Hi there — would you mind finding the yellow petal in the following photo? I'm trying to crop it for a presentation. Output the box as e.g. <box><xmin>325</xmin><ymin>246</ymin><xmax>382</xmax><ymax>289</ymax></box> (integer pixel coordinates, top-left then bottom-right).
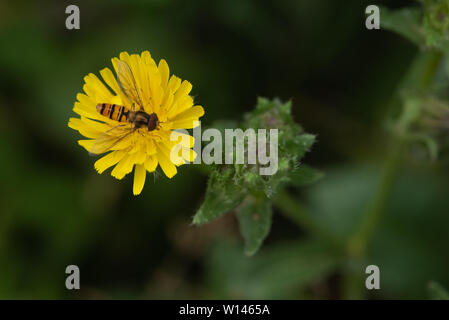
<box><xmin>169</xmin><ymin>119</ymin><xmax>201</xmax><ymax>129</ymax></box>
<box><xmin>73</xmin><ymin>102</ymin><xmax>116</xmax><ymax>125</ymax></box>
<box><xmin>119</xmin><ymin>52</ymin><xmax>131</xmax><ymax>66</ymax></box>
<box><xmin>76</xmin><ymin>93</ymin><xmax>96</xmax><ymax>110</ymax></box>
<box><xmin>100</xmin><ymin>67</ymin><xmax>121</xmax><ymax>95</ymax></box>
<box><xmin>133</xmin><ymin>164</ymin><xmax>146</xmax><ymax>195</ymax></box>
<box><xmin>111</xmin><ymin>154</ymin><xmax>134</xmax><ymax>179</ymax></box>
<box><xmin>78</xmin><ymin>139</ymin><xmax>95</xmax><ymax>151</ymax></box>
<box><xmin>166</xmin><ymin>143</ymin><xmax>184</xmax><ymax>166</ymax></box>
<box><xmin>148</xmin><ymin>68</ymin><xmax>162</xmax><ymax>113</ymax></box>
<box><xmin>68</xmin><ymin>118</ymin><xmax>102</xmax><ymax>139</ymax></box>
<box><xmin>174</xmin><ymin>80</ymin><xmax>192</xmax><ymax>100</ymax></box>
<box><xmin>130</xmin><ymin>53</ymin><xmax>148</xmax><ymax>105</ymax></box>
<box><xmin>144</xmin><ymin>156</ymin><xmax>158</xmax><ymax>172</ymax></box>
<box><xmin>167</xmin><ymin>95</ymin><xmax>194</xmax><ymax>118</ymax></box>
<box><xmin>141</xmin><ymin>51</ymin><xmax>157</xmax><ymax>68</ymax></box>
<box><xmin>73</xmin><ymin>102</ymin><xmax>98</xmax><ymax>120</ymax></box>
<box><xmin>146</xmin><ymin>139</ymin><xmax>157</xmax><ymax>155</ymax></box>
<box><xmin>182</xmin><ymin>147</ymin><xmax>197</xmax><ymax>162</ymax></box>
<box><xmin>83</xmin><ymin>73</ymin><xmax>113</xmax><ymax>101</ymax></box>
<box><xmin>170</xmin><ymin>131</ymin><xmax>195</xmax><ymax>148</ymax></box>
<box><xmin>82</xmin><ymin>116</ymin><xmax>112</xmax><ymax>131</ymax></box>
<box><xmin>161</xmin><ymin>91</ymin><xmax>174</xmax><ymax>116</ymax></box>
<box><xmin>94</xmin><ymin>151</ymin><xmax>126</xmax><ymax>174</ymax></box>
<box><xmin>158</xmin><ymin>59</ymin><xmax>170</xmax><ymax>89</ymax></box>
<box><xmin>75</xmin><ymin>93</ymin><xmax>117</xmax><ymax>124</ymax></box>
<box><xmin>168</xmin><ymin>75</ymin><xmax>181</xmax><ymax>93</ymax></box>
<box><xmin>133</xmin><ymin>150</ymin><xmax>147</xmax><ymax>165</ymax></box>
<box><xmin>111</xmin><ymin>57</ymin><xmax>120</xmax><ymax>73</ymax></box>
<box><xmin>157</xmin><ymin>147</ymin><xmax>177</xmax><ymax>178</ymax></box>
<box><xmin>111</xmin><ymin>149</ymin><xmax>150</xmax><ymax>179</ymax></box>
<box><xmin>169</xmin><ymin>105</ymin><xmax>204</xmax><ymax>121</ymax></box>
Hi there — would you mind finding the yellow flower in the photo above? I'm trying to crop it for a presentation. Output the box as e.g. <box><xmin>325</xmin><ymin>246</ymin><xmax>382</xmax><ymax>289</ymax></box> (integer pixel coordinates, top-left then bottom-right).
<box><xmin>68</xmin><ymin>51</ymin><xmax>204</xmax><ymax>195</ymax></box>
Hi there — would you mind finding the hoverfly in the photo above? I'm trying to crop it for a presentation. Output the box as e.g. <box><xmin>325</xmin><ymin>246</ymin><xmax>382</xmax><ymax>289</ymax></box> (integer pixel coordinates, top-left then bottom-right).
<box><xmin>89</xmin><ymin>59</ymin><xmax>159</xmax><ymax>155</ymax></box>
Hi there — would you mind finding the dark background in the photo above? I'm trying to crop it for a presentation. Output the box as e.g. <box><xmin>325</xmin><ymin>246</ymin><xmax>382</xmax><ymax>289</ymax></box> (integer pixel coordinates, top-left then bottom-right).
<box><xmin>1</xmin><ymin>0</ymin><xmax>448</xmax><ymax>299</ymax></box>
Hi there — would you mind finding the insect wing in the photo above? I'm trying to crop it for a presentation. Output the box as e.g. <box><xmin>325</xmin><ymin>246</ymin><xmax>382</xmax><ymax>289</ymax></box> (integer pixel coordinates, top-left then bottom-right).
<box><xmin>89</xmin><ymin>125</ymin><xmax>132</xmax><ymax>155</ymax></box>
<box><xmin>116</xmin><ymin>59</ymin><xmax>144</xmax><ymax>111</ymax></box>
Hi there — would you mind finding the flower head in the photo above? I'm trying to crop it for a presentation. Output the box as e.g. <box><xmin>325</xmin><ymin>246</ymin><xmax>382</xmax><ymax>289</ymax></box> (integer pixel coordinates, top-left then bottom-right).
<box><xmin>68</xmin><ymin>51</ymin><xmax>204</xmax><ymax>195</ymax></box>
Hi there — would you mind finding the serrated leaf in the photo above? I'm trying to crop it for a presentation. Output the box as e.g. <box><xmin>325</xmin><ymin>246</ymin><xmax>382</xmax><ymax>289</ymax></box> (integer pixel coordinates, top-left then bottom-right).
<box><xmin>289</xmin><ymin>164</ymin><xmax>324</xmax><ymax>187</ymax></box>
<box><xmin>428</xmin><ymin>281</ymin><xmax>449</xmax><ymax>300</ymax></box>
<box><xmin>380</xmin><ymin>6</ymin><xmax>424</xmax><ymax>46</ymax></box>
<box><xmin>193</xmin><ymin>169</ymin><xmax>244</xmax><ymax>224</ymax></box>
<box><xmin>236</xmin><ymin>196</ymin><xmax>273</xmax><ymax>256</ymax></box>
<box><xmin>194</xmin><ymin>98</ymin><xmax>320</xmax><ymax>255</ymax></box>
<box><xmin>254</xmin><ymin>96</ymin><xmax>274</xmax><ymax>113</ymax></box>
<box><xmin>245</xmin><ymin>97</ymin><xmax>294</xmax><ymax>129</ymax></box>
<box><xmin>285</xmin><ymin>134</ymin><xmax>316</xmax><ymax>158</ymax></box>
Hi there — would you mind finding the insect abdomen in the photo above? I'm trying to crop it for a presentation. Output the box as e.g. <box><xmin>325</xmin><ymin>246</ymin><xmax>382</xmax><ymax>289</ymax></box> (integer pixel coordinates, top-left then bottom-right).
<box><xmin>96</xmin><ymin>103</ymin><xmax>128</xmax><ymax>122</ymax></box>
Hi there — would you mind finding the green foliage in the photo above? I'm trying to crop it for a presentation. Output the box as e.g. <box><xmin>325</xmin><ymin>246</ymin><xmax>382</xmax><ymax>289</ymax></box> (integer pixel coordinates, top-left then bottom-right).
<box><xmin>392</xmin><ymin>76</ymin><xmax>449</xmax><ymax>161</ymax></box>
<box><xmin>382</xmin><ymin>1</ymin><xmax>449</xmax><ymax>50</ymax></box>
<box><xmin>380</xmin><ymin>6</ymin><xmax>424</xmax><ymax>46</ymax></box>
<box><xmin>1</xmin><ymin>0</ymin><xmax>448</xmax><ymax>300</ymax></box>
<box><xmin>193</xmin><ymin>98</ymin><xmax>321</xmax><ymax>255</ymax></box>
<box><xmin>289</xmin><ymin>164</ymin><xmax>324</xmax><ymax>187</ymax></box>
<box><xmin>306</xmin><ymin>166</ymin><xmax>449</xmax><ymax>298</ymax></box>
<box><xmin>206</xmin><ymin>240</ymin><xmax>340</xmax><ymax>299</ymax></box>
<box><xmin>382</xmin><ymin>4</ymin><xmax>449</xmax><ymax>161</ymax></box>
<box><xmin>421</xmin><ymin>0</ymin><xmax>449</xmax><ymax>49</ymax></box>
<box><xmin>428</xmin><ymin>281</ymin><xmax>449</xmax><ymax>299</ymax></box>
<box><xmin>193</xmin><ymin>169</ymin><xmax>244</xmax><ymax>224</ymax></box>
<box><xmin>236</xmin><ymin>196</ymin><xmax>272</xmax><ymax>256</ymax></box>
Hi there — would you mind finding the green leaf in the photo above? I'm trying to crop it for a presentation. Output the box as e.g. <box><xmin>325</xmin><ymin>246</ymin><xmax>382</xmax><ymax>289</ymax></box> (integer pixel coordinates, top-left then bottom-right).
<box><xmin>380</xmin><ymin>6</ymin><xmax>424</xmax><ymax>46</ymax></box>
<box><xmin>422</xmin><ymin>0</ymin><xmax>449</xmax><ymax>49</ymax></box>
<box><xmin>396</xmin><ymin>96</ymin><xmax>423</xmax><ymax>133</ymax></box>
<box><xmin>428</xmin><ymin>281</ymin><xmax>449</xmax><ymax>300</ymax></box>
<box><xmin>193</xmin><ymin>169</ymin><xmax>244</xmax><ymax>224</ymax></box>
<box><xmin>206</xmin><ymin>239</ymin><xmax>340</xmax><ymax>299</ymax></box>
<box><xmin>306</xmin><ymin>166</ymin><xmax>449</xmax><ymax>298</ymax></box>
<box><xmin>245</xmin><ymin>97</ymin><xmax>296</xmax><ymax>130</ymax></box>
<box><xmin>408</xmin><ymin>133</ymin><xmax>439</xmax><ymax>161</ymax></box>
<box><xmin>236</xmin><ymin>196</ymin><xmax>273</xmax><ymax>256</ymax></box>
<box><xmin>284</xmin><ymin>134</ymin><xmax>316</xmax><ymax>159</ymax></box>
<box><xmin>289</xmin><ymin>164</ymin><xmax>324</xmax><ymax>187</ymax></box>
<box><xmin>421</xmin><ymin>135</ymin><xmax>439</xmax><ymax>161</ymax></box>
<box><xmin>193</xmin><ymin>98</ymin><xmax>320</xmax><ymax>255</ymax></box>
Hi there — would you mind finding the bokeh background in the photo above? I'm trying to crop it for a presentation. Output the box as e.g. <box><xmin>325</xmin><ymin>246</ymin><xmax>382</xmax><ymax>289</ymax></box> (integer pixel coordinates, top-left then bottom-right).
<box><xmin>1</xmin><ymin>0</ymin><xmax>448</xmax><ymax>299</ymax></box>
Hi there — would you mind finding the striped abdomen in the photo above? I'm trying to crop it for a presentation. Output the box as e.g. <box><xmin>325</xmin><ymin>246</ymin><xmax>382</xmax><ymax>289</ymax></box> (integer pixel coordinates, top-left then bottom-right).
<box><xmin>96</xmin><ymin>103</ymin><xmax>129</xmax><ymax>122</ymax></box>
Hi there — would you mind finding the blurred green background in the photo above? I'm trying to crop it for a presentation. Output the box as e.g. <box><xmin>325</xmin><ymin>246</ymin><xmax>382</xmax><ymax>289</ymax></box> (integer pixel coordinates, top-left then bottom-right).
<box><xmin>0</xmin><ymin>0</ymin><xmax>448</xmax><ymax>299</ymax></box>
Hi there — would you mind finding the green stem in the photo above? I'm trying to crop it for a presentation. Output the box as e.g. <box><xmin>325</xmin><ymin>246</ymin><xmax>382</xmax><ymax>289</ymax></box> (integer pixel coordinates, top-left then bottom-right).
<box><xmin>274</xmin><ymin>190</ymin><xmax>344</xmax><ymax>250</ymax></box>
<box><xmin>341</xmin><ymin>135</ymin><xmax>406</xmax><ymax>299</ymax></box>
<box><xmin>347</xmin><ymin>136</ymin><xmax>406</xmax><ymax>256</ymax></box>
<box><xmin>348</xmin><ymin>50</ymin><xmax>443</xmax><ymax>256</ymax></box>
<box><xmin>343</xmin><ymin>49</ymin><xmax>443</xmax><ymax>299</ymax></box>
